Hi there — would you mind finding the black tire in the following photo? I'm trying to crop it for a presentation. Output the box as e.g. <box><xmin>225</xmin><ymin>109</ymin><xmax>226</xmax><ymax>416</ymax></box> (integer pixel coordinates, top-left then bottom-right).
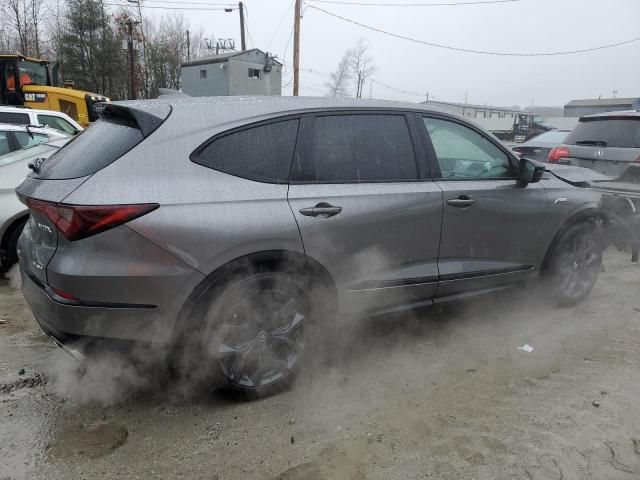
<box><xmin>196</xmin><ymin>270</ymin><xmax>313</xmax><ymax>399</ymax></box>
<box><xmin>545</xmin><ymin>222</ymin><xmax>604</xmax><ymax>306</ymax></box>
<box><xmin>0</xmin><ymin>217</ymin><xmax>27</xmax><ymax>276</ymax></box>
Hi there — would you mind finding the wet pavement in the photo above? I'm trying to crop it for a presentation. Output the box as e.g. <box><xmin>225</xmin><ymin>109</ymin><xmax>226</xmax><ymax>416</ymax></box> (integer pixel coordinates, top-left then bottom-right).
<box><xmin>1</xmin><ymin>251</ymin><xmax>640</xmax><ymax>479</ymax></box>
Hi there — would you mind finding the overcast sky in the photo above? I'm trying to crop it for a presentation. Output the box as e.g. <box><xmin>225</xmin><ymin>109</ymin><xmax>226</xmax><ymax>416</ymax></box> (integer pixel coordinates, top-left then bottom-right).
<box><xmin>138</xmin><ymin>0</ymin><xmax>639</xmax><ymax>107</ymax></box>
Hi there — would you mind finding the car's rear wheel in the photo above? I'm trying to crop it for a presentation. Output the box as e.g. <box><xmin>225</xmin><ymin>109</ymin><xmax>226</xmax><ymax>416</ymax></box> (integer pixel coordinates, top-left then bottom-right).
<box><xmin>546</xmin><ymin>222</ymin><xmax>603</xmax><ymax>305</ymax></box>
<box><xmin>200</xmin><ymin>271</ymin><xmax>311</xmax><ymax>398</ymax></box>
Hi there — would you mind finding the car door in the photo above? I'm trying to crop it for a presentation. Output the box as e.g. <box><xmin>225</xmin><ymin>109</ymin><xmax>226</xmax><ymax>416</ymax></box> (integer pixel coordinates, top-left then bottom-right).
<box><xmin>287</xmin><ymin>112</ymin><xmax>443</xmax><ymax>315</ymax></box>
<box><xmin>420</xmin><ymin>115</ymin><xmax>551</xmax><ymax>300</ymax></box>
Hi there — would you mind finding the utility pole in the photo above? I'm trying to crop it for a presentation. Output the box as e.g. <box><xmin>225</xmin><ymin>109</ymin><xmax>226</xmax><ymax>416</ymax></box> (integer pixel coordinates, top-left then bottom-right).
<box><xmin>126</xmin><ymin>20</ymin><xmax>139</xmax><ymax>100</ymax></box>
<box><xmin>239</xmin><ymin>2</ymin><xmax>246</xmax><ymax>51</ymax></box>
<box><xmin>293</xmin><ymin>0</ymin><xmax>301</xmax><ymax>96</ymax></box>
<box><xmin>186</xmin><ymin>29</ymin><xmax>190</xmax><ymax>61</ymax></box>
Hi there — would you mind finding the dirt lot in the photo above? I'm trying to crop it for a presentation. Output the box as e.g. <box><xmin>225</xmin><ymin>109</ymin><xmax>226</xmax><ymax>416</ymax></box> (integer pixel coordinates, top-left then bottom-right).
<box><xmin>1</xmin><ymin>251</ymin><xmax>640</xmax><ymax>480</ymax></box>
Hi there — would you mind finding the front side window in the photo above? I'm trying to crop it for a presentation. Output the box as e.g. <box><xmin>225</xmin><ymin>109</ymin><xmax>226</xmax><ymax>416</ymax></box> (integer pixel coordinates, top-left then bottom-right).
<box><xmin>423</xmin><ymin>117</ymin><xmax>512</xmax><ymax>179</ymax></box>
<box><xmin>293</xmin><ymin>114</ymin><xmax>417</xmax><ymax>183</ymax></box>
<box><xmin>191</xmin><ymin>119</ymin><xmax>299</xmax><ymax>183</ymax></box>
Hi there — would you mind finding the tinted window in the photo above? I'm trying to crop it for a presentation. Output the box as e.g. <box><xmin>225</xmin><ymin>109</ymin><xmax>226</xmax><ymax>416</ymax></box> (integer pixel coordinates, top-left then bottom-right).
<box><xmin>37</xmin><ymin>114</ymin><xmax>77</xmax><ymax>134</ymax></box>
<box><xmin>192</xmin><ymin>119</ymin><xmax>299</xmax><ymax>183</ymax></box>
<box><xmin>0</xmin><ymin>112</ymin><xmax>30</xmax><ymax>124</ymax></box>
<box><xmin>424</xmin><ymin>117</ymin><xmax>512</xmax><ymax>179</ymax></box>
<box><xmin>14</xmin><ymin>131</ymin><xmax>48</xmax><ymax>148</ymax></box>
<box><xmin>565</xmin><ymin>118</ymin><xmax>640</xmax><ymax>148</ymax></box>
<box><xmin>293</xmin><ymin>114</ymin><xmax>417</xmax><ymax>182</ymax></box>
<box><xmin>36</xmin><ymin>116</ymin><xmax>143</xmax><ymax>179</ymax></box>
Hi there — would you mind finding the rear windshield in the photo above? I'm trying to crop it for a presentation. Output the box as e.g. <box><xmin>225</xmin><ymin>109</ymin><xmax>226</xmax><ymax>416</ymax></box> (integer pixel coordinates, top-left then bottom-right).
<box><xmin>565</xmin><ymin>118</ymin><xmax>640</xmax><ymax>148</ymax></box>
<box><xmin>530</xmin><ymin>130</ymin><xmax>569</xmax><ymax>144</ymax></box>
<box><xmin>35</xmin><ymin>116</ymin><xmax>143</xmax><ymax>179</ymax></box>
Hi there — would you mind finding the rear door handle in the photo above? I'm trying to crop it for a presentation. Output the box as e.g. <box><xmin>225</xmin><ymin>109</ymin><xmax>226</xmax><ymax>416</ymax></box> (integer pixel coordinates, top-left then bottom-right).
<box><xmin>299</xmin><ymin>202</ymin><xmax>343</xmax><ymax>218</ymax></box>
<box><xmin>446</xmin><ymin>196</ymin><xmax>476</xmax><ymax>208</ymax></box>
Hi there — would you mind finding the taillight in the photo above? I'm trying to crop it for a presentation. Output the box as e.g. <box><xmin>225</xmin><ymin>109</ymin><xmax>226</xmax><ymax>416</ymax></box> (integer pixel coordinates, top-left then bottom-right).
<box><xmin>23</xmin><ymin>198</ymin><xmax>158</xmax><ymax>241</ymax></box>
<box><xmin>634</xmin><ymin>156</ymin><xmax>640</xmax><ymax>163</ymax></box>
<box><xmin>548</xmin><ymin>146</ymin><xmax>570</xmax><ymax>163</ymax></box>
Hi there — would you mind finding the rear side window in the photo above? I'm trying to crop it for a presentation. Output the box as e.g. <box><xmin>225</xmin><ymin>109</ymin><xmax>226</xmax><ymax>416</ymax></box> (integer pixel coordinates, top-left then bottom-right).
<box><xmin>191</xmin><ymin>119</ymin><xmax>299</xmax><ymax>183</ymax></box>
<box><xmin>0</xmin><ymin>112</ymin><xmax>30</xmax><ymax>124</ymax></box>
<box><xmin>293</xmin><ymin>114</ymin><xmax>417</xmax><ymax>183</ymax></box>
<box><xmin>565</xmin><ymin>119</ymin><xmax>640</xmax><ymax>148</ymax></box>
<box><xmin>36</xmin><ymin>116</ymin><xmax>143</xmax><ymax>179</ymax></box>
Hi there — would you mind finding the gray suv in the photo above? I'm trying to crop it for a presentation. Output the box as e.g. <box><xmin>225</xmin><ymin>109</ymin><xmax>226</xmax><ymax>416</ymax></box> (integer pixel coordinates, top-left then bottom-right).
<box><xmin>549</xmin><ymin>110</ymin><xmax>640</xmax><ymax>177</ymax></box>
<box><xmin>16</xmin><ymin>97</ymin><xmax>612</xmax><ymax>397</ymax></box>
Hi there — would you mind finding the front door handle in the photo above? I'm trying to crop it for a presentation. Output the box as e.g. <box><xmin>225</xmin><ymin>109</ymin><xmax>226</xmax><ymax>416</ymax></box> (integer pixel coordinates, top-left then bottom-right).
<box><xmin>299</xmin><ymin>202</ymin><xmax>343</xmax><ymax>218</ymax></box>
<box><xmin>446</xmin><ymin>195</ymin><xmax>476</xmax><ymax>208</ymax></box>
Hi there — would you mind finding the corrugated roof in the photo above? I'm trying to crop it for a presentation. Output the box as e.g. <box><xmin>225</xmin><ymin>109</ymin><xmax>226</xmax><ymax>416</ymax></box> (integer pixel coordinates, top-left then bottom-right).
<box><xmin>565</xmin><ymin>97</ymin><xmax>639</xmax><ymax>107</ymax></box>
<box><xmin>181</xmin><ymin>48</ymin><xmax>282</xmax><ymax>67</ymax></box>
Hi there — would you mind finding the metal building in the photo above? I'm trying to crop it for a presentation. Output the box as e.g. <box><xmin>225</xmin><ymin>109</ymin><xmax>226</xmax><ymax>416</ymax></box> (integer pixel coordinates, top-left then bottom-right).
<box><xmin>564</xmin><ymin>98</ymin><xmax>640</xmax><ymax>117</ymax></box>
<box><xmin>180</xmin><ymin>49</ymin><xmax>282</xmax><ymax>97</ymax></box>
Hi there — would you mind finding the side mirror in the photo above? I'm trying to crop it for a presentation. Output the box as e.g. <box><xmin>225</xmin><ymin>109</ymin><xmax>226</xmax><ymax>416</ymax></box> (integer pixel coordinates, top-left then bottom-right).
<box><xmin>517</xmin><ymin>158</ymin><xmax>545</xmax><ymax>185</ymax></box>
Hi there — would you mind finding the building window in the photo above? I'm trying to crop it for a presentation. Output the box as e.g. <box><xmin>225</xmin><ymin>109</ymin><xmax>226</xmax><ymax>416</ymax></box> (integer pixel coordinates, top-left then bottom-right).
<box><xmin>248</xmin><ymin>68</ymin><xmax>261</xmax><ymax>79</ymax></box>
<box><xmin>200</xmin><ymin>69</ymin><xmax>207</xmax><ymax>79</ymax></box>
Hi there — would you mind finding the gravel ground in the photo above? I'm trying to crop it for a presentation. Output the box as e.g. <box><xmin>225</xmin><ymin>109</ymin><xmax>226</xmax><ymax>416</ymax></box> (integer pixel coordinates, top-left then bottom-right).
<box><xmin>1</xmin><ymin>251</ymin><xmax>639</xmax><ymax>480</ymax></box>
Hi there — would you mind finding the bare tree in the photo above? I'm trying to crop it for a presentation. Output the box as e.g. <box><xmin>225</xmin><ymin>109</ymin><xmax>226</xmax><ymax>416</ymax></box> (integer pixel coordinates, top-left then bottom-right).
<box><xmin>30</xmin><ymin>0</ymin><xmax>46</xmax><ymax>56</ymax></box>
<box><xmin>325</xmin><ymin>52</ymin><xmax>351</xmax><ymax>97</ymax></box>
<box><xmin>4</xmin><ymin>0</ymin><xmax>31</xmax><ymax>54</ymax></box>
<box><xmin>347</xmin><ymin>39</ymin><xmax>375</xmax><ymax>98</ymax></box>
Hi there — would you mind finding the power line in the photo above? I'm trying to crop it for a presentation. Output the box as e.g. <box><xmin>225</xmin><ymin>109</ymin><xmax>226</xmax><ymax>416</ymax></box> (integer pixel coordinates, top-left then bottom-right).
<box><xmin>267</xmin><ymin>0</ymin><xmax>296</xmax><ymax>50</ymax></box>
<box><xmin>308</xmin><ymin>5</ymin><xmax>640</xmax><ymax>56</ymax></box>
<box><xmin>105</xmin><ymin>2</ymin><xmax>237</xmax><ymax>10</ymax></box>
<box><xmin>137</xmin><ymin>0</ymin><xmax>236</xmax><ymax>4</ymax></box>
<box><xmin>371</xmin><ymin>79</ymin><xmax>427</xmax><ymax>98</ymax></box>
<box><xmin>308</xmin><ymin>0</ymin><xmax>519</xmax><ymax>6</ymax></box>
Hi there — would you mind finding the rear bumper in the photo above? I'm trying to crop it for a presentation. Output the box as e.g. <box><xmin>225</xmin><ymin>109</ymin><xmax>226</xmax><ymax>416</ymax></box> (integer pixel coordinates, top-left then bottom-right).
<box><xmin>20</xmin><ymin>268</ymin><xmax>174</xmax><ymax>346</ymax></box>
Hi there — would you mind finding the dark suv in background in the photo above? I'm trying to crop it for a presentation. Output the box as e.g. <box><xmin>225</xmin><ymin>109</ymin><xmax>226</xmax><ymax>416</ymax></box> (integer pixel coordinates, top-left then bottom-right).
<box><xmin>16</xmin><ymin>97</ymin><xmax>613</xmax><ymax>397</ymax></box>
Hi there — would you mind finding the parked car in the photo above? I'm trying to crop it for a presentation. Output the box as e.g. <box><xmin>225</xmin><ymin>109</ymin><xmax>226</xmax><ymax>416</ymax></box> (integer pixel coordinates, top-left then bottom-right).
<box><xmin>0</xmin><ymin>106</ymin><xmax>84</xmax><ymax>135</ymax></box>
<box><xmin>0</xmin><ymin>123</ymin><xmax>69</xmax><ymax>157</ymax></box>
<box><xmin>512</xmin><ymin>129</ymin><xmax>571</xmax><ymax>162</ymax></box>
<box><xmin>0</xmin><ymin>137</ymin><xmax>70</xmax><ymax>273</ymax></box>
<box><xmin>16</xmin><ymin>97</ymin><xmax>619</xmax><ymax>397</ymax></box>
<box><xmin>548</xmin><ymin>111</ymin><xmax>640</xmax><ymax>177</ymax></box>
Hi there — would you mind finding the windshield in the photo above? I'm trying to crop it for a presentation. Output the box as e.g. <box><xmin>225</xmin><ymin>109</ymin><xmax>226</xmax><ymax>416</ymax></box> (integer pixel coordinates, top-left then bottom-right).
<box><xmin>565</xmin><ymin>118</ymin><xmax>640</xmax><ymax>148</ymax></box>
<box><xmin>17</xmin><ymin>60</ymin><xmax>48</xmax><ymax>86</ymax></box>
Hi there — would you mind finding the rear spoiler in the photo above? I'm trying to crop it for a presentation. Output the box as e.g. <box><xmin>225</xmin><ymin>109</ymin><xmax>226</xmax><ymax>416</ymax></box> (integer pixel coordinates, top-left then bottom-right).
<box><xmin>97</xmin><ymin>103</ymin><xmax>172</xmax><ymax>138</ymax></box>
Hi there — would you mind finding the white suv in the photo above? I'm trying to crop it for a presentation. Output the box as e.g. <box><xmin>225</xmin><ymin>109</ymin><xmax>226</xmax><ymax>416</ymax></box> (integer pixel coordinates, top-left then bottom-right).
<box><xmin>0</xmin><ymin>106</ymin><xmax>83</xmax><ymax>135</ymax></box>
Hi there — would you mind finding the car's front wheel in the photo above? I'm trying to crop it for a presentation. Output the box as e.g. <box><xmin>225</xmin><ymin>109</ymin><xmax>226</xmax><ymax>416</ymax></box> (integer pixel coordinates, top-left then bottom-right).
<box><xmin>200</xmin><ymin>271</ymin><xmax>311</xmax><ymax>398</ymax></box>
<box><xmin>546</xmin><ymin>222</ymin><xmax>604</xmax><ymax>305</ymax></box>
